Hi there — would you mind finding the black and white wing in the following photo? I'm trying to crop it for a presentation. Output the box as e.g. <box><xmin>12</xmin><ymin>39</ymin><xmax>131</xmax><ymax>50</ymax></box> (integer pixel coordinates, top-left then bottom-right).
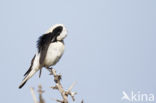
<box><xmin>37</xmin><ymin>33</ymin><xmax>52</xmax><ymax>65</ymax></box>
<box><xmin>37</xmin><ymin>25</ymin><xmax>64</xmax><ymax>66</ymax></box>
<box><xmin>24</xmin><ymin>55</ymin><xmax>36</xmax><ymax>76</ymax></box>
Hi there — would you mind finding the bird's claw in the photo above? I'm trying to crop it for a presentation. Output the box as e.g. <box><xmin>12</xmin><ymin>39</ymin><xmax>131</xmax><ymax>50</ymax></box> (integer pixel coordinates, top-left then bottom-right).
<box><xmin>47</xmin><ymin>67</ymin><xmax>53</xmax><ymax>75</ymax></box>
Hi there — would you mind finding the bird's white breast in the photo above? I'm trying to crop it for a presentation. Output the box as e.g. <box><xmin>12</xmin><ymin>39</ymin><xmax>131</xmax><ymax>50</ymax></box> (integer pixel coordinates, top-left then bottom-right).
<box><xmin>44</xmin><ymin>41</ymin><xmax>64</xmax><ymax>67</ymax></box>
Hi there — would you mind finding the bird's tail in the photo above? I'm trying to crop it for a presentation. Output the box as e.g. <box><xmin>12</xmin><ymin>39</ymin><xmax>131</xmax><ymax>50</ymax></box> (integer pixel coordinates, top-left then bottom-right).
<box><xmin>19</xmin><ymin>78</ymin><xmax>28</xmax><ymax>89</ymax></box>
<box><xmin>19</xmin><ymin>68</ymin><xmax>38</xmax><ymax>89</ymax></box>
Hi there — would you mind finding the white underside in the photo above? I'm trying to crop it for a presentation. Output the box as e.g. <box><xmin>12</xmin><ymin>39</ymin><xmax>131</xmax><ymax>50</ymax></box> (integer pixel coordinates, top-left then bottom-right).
<box><xmin>19</xmin><ymin>42</ymin><xmax>64</xmax><ymax>87</ymax></box>
<box><xmin>44</xmin><ymin>41</ymin><xmax>64</xmax><ymax>67</ymax></box>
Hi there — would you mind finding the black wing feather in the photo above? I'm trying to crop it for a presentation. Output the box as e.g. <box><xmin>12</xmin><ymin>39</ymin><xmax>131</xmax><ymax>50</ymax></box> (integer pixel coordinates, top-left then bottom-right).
<box><xmin>19</xmin><ymin>80</ymin><xmax>27</xmax><ymax>89</ymax></box>
<box><xmin>24</xmin><ymin>55</ymin><xmax>36</xmax><ymax>76</ymax></box>
<box><xmin>37</xmin><ymin>26</ymin><xmax>63</xmax><ymax>65</ymax></box>
<box><xmin>37</xmin><ymin>34</ymin><xmax>52</xmax><ymax>65</ymax></box>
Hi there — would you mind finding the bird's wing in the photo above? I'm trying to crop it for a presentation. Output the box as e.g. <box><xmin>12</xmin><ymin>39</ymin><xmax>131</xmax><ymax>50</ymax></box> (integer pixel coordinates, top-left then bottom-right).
<box><xmin>37</xmin><ymin>33</ymin><xmax>52</xmax><ymax>65</ymax></box>
<box><xmin>24</xmin><ymin>54</ymin><xmax>36</xmax><ymax>76</ymax></box>
<box><xmin>37</xmin><ymin>26</ymin><xmax>63</xmax><ymax>65</ymax></box>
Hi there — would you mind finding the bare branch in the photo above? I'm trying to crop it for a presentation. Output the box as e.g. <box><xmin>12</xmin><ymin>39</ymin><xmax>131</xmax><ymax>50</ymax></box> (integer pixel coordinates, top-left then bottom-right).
<box><xmin>38</xmin><ymin>85</ymin><xmax>45</xmax><ymax>103</ymax></box>
<box><xmin>51</xmin><ymin>98</ymin><xmax>63</xmax><ymax>103</ymax></box>
<box><xmin>30</xmin><ymin>87</ymin><xmax>38</xmax><ymax>103</ymax></box>
<box><xmin>66</xmin><ymin>82</ymin><xmax>77</xmax><ymax>101</ymax></box>
<box><xmin>49</xmin><ymin>68</ymin><xmax>77</xmax><ymax>103</ymax></box>
<box><xmin>30</xmin><ymin>68</ymin><xmax>83</xmax><ymax>103</ymax></box>
<box><xmin>67</xmin><ymin>82</ymin><xmax>76</xmax><ymax>92</ymax></box>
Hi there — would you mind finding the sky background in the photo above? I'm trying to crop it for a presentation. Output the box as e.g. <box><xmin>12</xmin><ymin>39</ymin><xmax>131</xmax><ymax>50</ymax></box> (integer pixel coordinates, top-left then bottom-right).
<box><xmin>0</xmin><ymin>0</ymin><xmax>156</xmax><ymax>103</ymax></box>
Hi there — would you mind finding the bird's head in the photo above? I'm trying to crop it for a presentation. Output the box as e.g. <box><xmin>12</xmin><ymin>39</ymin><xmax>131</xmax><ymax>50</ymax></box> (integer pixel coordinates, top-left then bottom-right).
<box><xmin>46</xmin><ymin>24</ymin><xmax>67</xmax><ymax>41</ymax></box>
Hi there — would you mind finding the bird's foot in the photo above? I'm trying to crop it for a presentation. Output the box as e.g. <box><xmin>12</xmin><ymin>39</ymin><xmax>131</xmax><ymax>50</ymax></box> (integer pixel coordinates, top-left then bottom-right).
<box><xmin>47</xmin><ymin>67</ymin><xmax>53</xmax><ymax>75</ymax></box>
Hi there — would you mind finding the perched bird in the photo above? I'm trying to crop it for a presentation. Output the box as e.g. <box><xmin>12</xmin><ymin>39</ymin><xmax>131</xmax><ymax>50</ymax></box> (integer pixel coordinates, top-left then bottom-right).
<box><xmin>19</xmin><ymin>24</ymin><xmax>67</xmax><ymax>89</ymax></box>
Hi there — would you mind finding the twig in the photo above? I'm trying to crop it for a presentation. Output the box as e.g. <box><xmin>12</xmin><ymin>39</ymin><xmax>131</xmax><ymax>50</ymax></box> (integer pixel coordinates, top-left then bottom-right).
<box><xmin>30</xmin><ymin>69</ymin><xmax>82</xmax><ymax>103</ymax></box>
<box><xmin>38</xmin><ymin>85</ymin><xmax>45</xmax><ymax>103</ymax></box>
<box><xmin>49</xmin><ymin>68</ymin><xmax>77</xmax><ymax>103</ymax></box>
<box><xmin>30</xmin><ymin>85</ymin><xmax>45</xmax><ymax>103</ymax></box>
<box><xmin>30</xmin><ymin>87</ymin><xmax>38</xmax><ymax>103</ymax></box>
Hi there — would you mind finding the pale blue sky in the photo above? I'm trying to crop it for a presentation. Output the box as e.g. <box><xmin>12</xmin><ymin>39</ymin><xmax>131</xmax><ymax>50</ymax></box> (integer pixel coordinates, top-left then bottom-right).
<box><xmin>0</xmin><ymin>0</ymin><xmax>156</xmax><ymax>103</ymax></box>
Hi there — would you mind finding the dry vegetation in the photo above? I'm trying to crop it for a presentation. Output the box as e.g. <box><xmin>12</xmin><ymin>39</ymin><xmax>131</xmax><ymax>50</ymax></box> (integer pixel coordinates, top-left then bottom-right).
<box><xmin>30</xmin><ymin>68</ymin><xmax>83</xmax><ymax>103</ymax></box>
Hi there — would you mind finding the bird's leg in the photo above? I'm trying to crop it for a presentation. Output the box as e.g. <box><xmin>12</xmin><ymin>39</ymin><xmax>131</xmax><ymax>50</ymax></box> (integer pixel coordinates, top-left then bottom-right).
<box><xmin>39</xmin><ymin>69</ymin><xmax>42</xmax><ymax>78</ymax></box>
<box><xmin>46</xmin><ymin>67</ymin><xmax>53</xmax><ymax>75</ymax></box>
<box><xmin>46</xmin><ymin>67</ymin><xmax>61</xmax><ymax>83</ymax></box>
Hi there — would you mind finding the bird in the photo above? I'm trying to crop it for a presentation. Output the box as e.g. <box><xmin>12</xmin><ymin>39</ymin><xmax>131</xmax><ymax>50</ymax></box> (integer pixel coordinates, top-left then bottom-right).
<box><xmin>19</xmin><ymin>24</ymin><xmax>67</xmax><ymax>89</ymax></box>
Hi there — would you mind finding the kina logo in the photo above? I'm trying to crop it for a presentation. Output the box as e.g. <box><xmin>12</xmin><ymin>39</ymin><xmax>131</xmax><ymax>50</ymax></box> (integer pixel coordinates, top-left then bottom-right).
<box><xmin>121</xmin><ymin>91</ymin><xmax>154</xmax><ymax>102</ymax></box>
